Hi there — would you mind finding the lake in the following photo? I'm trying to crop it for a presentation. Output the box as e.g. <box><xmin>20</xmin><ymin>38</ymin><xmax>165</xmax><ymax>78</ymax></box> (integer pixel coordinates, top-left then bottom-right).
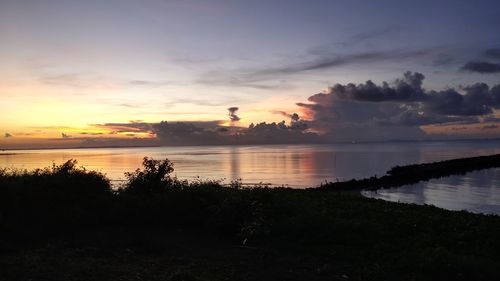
<box><xmin>1</xmin><ymin>140</ymin><xmax>499</xmax><ymax>188</ymax></box>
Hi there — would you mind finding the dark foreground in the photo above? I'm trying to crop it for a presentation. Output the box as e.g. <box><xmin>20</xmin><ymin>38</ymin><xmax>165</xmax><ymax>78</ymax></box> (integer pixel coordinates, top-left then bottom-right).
<box><xmin>1</xmin><ymin>158</ymin><xmax>500</xmax><ymax>281</ymax></box>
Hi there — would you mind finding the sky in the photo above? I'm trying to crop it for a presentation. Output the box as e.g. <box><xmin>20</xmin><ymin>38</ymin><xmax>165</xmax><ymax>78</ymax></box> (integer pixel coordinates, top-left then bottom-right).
<box><xmin>1</xmin><ymin>0</ymin><xmax>499</xmax><ymax>149</ymax></box>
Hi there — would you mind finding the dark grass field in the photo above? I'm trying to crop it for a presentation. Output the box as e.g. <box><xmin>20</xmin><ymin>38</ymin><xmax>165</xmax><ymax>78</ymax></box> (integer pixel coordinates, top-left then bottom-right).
<box><xmin>1</xmin><ymin>158</ymin><xmax>500</xmax><ymax>281</ymax></box>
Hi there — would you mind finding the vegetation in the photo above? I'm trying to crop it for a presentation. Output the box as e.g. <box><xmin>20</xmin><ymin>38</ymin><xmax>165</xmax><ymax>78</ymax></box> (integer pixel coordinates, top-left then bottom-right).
<box><xmin>1</xmin><ymin>157</ymin><xmax>500</xmax><ymax>280</ymax></box>
<box><xmin>319</xmin><ymin>153</ymin><xmax>500</xmax><ymax>191</ymax></box>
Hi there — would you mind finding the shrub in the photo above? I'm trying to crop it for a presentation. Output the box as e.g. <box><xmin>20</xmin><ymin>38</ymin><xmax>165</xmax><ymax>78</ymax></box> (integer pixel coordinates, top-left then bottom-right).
<box><xmin>0</xmin><ymin>159</ymin><xmax>112</xmax><ymax>238</ymax></box>
<box><xmin>120</xmin><ymin>157</ymin><xmax>187</xmax><ymax>194</ymax></box>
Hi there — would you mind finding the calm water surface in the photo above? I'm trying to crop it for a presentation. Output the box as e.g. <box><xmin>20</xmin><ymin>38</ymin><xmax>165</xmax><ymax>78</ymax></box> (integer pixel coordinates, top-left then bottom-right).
<box><xmin>362</xmin><ymin>168</ymin><xmax>500</xmax><ymax>215</ymax></box>
<box><xmin>1</xmin><ymin>141</ymin><xmax>499</xmax><ymax>188</ymax></box>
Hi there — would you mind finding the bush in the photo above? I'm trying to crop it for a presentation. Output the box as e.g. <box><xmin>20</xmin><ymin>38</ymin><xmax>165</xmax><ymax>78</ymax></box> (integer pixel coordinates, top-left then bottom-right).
<box><xmin>120</xmin><ymin>157</ymin><xmax>187</xmax><ymax>194</ymax></box>
<box><xmin>0</xmin><ymin>159</ymin><xmax>112</xmax><ymax>238</ymax></box>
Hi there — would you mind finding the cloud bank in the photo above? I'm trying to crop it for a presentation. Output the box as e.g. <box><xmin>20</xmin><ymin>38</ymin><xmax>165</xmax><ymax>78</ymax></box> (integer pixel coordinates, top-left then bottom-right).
<box><xmin>461</xmin><ymin>61</ymin><xmax>500</xmax><ymax>74</ymax></box>
<box><xmin>297</xmin><ymin>71</ymin><xmax>500</xmax><ymax>141</ymax></box>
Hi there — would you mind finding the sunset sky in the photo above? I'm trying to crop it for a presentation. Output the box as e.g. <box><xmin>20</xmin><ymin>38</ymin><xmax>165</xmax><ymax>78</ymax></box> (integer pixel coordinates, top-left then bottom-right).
<box><xmin>1</xmin><ymin>0</ymin><xmax>499</xmax><ymax>149</ymax></box>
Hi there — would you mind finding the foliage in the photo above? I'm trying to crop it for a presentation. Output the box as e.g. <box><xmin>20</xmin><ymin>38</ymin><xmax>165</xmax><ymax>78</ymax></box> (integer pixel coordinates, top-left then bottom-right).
<box><xmin>121</xmin><ymin>157</ymin><xmax>186</xmax><ymax>194</ymax></box>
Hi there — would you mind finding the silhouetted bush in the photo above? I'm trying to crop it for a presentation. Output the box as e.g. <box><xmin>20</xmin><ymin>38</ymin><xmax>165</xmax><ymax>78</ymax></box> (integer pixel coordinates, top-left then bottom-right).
<box><xmin>0</xmin><ymin>160</ymin><xmax>112</xmax><ymax>240</ymax></box>
<box><xmin>112</xmin><ymin>158</ymin><xmax>257</xmax><ymax>237</ymax></box>
<box><xmin>120</xmin><ymin>157</ymin><xmax>187</xmax><ymax>194</ymax></box>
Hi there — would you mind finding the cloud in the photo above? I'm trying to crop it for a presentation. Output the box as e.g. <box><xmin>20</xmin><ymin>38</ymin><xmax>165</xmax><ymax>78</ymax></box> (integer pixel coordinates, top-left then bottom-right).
<box><xmin>4</xmin><ymin>133</ymin><xmax>12</xmax><ymax>138</ymax></box>
<box><xmin>79</xmin><ymin>132</ymin><xmax>104</xmax><ymax>135</ymax></box>
<box><xmin>91</xmin><ymin>122</ymin><xmax>153</xmax><ymax>134</ymax></box>
<box><xmin>39</xmin><ymin>73</ymin><xmax>117</xmax><ymax>89</ymax></box>
<box><xmin>321</xmin><ymin>71</ymin><xmax>427</xmax><ymax>102</ymax></box>
<box><xmin>195</xmin><ymin>75</ymin><xmax>291</xmax><ymax>90</ymax></box>
<box><xmin>119</xmin><ymin>103</ymin><xmax>139</xmax><ymax>108</ymax></box>
<box><xmin>151</xmin><ymin>112</ymin><xmax>316</xmax><ymax>146</ymax></box>
<box><xmin>297</xmin><ymin>71</ymin><xmax>500</xmax><ymax>141</ymax></box>
<box><xmin>195</xmin><ymin>47</ymin><xmax>440</xmax><ymax>88</ymax></box>
<box><xmin>243</xmin><ymin>120</ymin><xmax>315</xmax><ymax>144</ymax></box>
<box><xmin>252</xmin><ymin>48</ymin><xmax>438</xmax><ymax>78</ymax></box>
<box><xmin>128</xmin><ymin>80</ymin><xmax>173</xmax><ymax>87</ymax></box>
<box><xmin>152</xmin><ymin>121</ymin><xmax>224</xmax><ymax>146</ymax></box>
<box><xmin>482</xmin><ymin>48</ymin><xmax>500</xmax><ymax>59</ymax></box>
<box><xmin>304</xmin><ymin>72</ymin><xmax>500</xmax><ymax>117</ymax></box>
<box><xmin>164</xmin><ymin>98</ymin><xmax>235</xmax><ymax>107</ymax></box>
<box><xmin>460</xmin><ymin>61</ymin><xmax>500</xmax><ymax>73</ymax></box>
<box><xmin>228</xmin><ymin>107</ymin><xmax>241</xmax><ymax>122</ymax></box>
<box><xmin>272</xmin><ymin>111</ymin><xmax>305</xmax><ymax>123</ymax></box>
<box><xmin>432</xmin><ymin>53</ymin><xmax>455</xmax><ymax>66</ymax></box>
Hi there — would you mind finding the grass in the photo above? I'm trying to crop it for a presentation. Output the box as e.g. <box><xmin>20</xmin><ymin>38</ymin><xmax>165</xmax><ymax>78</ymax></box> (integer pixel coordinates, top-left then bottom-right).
<box><xmin>1</xmin><ymin>158</ymin><xmax>500</xmax><ymax>280</ymax></box>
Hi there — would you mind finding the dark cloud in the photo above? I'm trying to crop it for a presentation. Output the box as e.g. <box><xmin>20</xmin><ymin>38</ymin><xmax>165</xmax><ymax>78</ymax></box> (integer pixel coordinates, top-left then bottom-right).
<box><xmin>482</xmin><ymin>48</ymin><xmax>500</xmax><ymax>59</ymax></box>
<box><xmin>151</xmin><ymin>113</ymin><xmax>316</xmax><ymax>146</ymax></box>
<box><xmin>491</xmin><ymin>84</ymin><xmax>500</xmax><ymax>107</ymax></box>
<box><xmin>243</xmin><ymin>120</ymin><xmax>315</xmax><ymax>144</ymax></box>
<box><xmin>323</xmin><ymin>71</ymin><xmax>426</xmax><ymax>102</ymax></box>
<box><xmin>228</xmin><ymin>107</ymin><xmax>241</xmax><ymax>122</ymax></box>
<box><xmin>80</xmin><ymin>132</ymin><xmax>104</xmax><ymax>135</ymax></box>
<box><xmin>4</xmin><ymin>133</ymin><xmax>12</xmax><ymax>138</ymax></box>
<box><xmin>297</xmin><ymin>72</ymin><xmax>500</xmax><ymax>141</ymax></box>
<box><xmin>460</xmin><ymin>61</ymin><xmax>500</xmax><ymax>73</ymax></box>
<box><xmin>304</xmin><ymin>72</ymin><xmax>500</xmax><ymax>117</ymax></box>
<box><xmin>153</xmin><ymin>121</ymin><xmax>226</xmax><ymax>146</ymax></box>
<box><xmin>272</xmin><ymin>111</ymin><xmax>300</xmax><ymax>122</ymax></box>
<box><xmin>426</xmin><ymin>89</ymin><xmax>489</xmax><ymax>116</ymax></box>
<box><xmin>253</xmin><ymin>49</ymin><xmax>438</xmax><ymax>77</ymax></box>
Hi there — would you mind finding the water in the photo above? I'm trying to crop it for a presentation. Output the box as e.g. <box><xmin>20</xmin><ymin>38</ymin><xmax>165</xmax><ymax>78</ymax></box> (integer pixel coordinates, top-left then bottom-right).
<box><xmin>362</xmin><ymin>168</ymin><xmax>500</xmax><ymax>215</ymax></box>
<box><xmin>1</xmin><ymin>140</ymin><xmax>499</xmax><ymax>188</ymax></box>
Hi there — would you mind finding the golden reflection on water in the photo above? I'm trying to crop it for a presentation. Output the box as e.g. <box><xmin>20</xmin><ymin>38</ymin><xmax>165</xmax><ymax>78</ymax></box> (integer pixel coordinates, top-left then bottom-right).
<box><xmin>1</xmin><ymin>142</ymin><xmax>499</xmax><ymax>188</ymax></box>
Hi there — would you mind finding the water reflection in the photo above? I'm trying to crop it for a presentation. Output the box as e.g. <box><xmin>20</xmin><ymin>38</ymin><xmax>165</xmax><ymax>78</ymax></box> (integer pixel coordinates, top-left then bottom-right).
<box><xmin>362</xmin><ymin>168</ymin><xmax>500</xmax><ymax>215</ymax></box>
<box><xmin>1</xmin><ymin>141</ymin><xmax>499</xmax><ymax>188</ymax></box>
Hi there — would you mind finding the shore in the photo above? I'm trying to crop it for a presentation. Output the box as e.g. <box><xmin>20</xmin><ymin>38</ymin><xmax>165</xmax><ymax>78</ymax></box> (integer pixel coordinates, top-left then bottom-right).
<box><xmin>1</xmin><ymin>157</ymin><xmax>500</xmax><ymax>280</ymax></box>
<box><xmin>317</xmin><ymin>153</ymin><xmax>500</xmax><ymax>191</ymax></box>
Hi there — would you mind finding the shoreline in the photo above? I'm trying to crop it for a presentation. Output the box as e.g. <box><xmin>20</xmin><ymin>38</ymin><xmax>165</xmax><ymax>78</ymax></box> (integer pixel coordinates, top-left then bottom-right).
<box><xmin>316</xmin><ymin>153</ymin><xmax>500</xmax><ymax>191</ymax></box>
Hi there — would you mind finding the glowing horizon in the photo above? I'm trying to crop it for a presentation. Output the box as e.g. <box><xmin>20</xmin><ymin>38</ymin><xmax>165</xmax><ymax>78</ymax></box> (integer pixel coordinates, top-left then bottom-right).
<box><xmin>1</xmin><ymin>0</ymin><xmax>499</xmax><ymax>149</ymax></box>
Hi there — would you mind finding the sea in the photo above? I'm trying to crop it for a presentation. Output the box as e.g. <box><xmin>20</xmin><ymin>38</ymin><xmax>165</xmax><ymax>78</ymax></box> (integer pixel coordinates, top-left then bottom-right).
<box><xmin>1</xmin><ymin>140</ymin><xmax>499</xmax><ymax>214</ymax></box>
